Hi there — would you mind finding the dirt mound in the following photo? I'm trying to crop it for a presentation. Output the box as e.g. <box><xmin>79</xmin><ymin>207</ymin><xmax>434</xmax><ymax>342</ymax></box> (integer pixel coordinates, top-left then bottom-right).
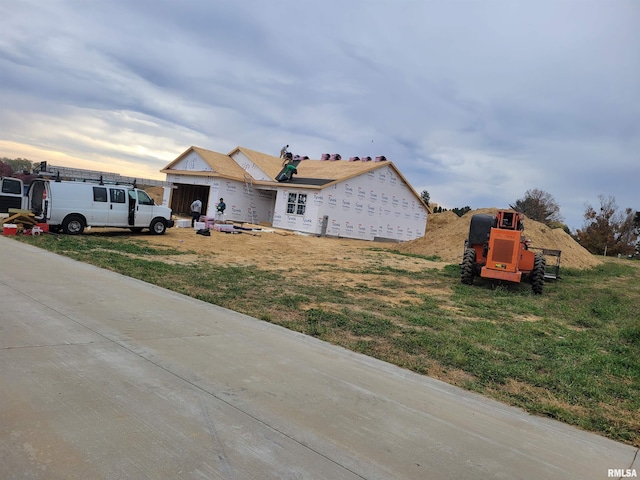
<box><xmin>142</xmin><ymin>186</ymin><xmax>164</xmax><ymax>204</ymax></box>
<box><xmin>398</xmin><ymin>209</ymin><xmax>601</xmax><ymax>270</ymax></box>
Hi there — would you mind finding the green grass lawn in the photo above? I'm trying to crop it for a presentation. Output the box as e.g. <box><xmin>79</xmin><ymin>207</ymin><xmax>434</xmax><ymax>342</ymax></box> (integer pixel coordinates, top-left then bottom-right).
<box><xmin>15</xmin><ymin>233</ymin><xmax>640</xmax><ymax>447</ymax></box>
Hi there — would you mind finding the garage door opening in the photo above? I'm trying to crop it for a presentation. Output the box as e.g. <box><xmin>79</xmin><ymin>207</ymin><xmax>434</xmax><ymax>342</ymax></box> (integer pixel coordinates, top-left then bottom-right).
<box><xmin>170</xmin><ymin>184</ymin><xmax>210</xmax><ymax>216</ymax></box>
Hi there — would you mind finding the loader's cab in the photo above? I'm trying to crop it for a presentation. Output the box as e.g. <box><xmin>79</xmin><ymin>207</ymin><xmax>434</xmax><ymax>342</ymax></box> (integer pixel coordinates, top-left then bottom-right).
<box><xmin>461</xmin><ymin>210</ymin><xmax>549</xmax><ymax>295</ymax></box>
<box><xmin>495</xmin><ymin>210</ymin><xmax>524</xmax><ymax>231</ymax></box>
<box><xmin>466</xmin><ymin>213</ymin><xmax>495</xmax><ymax>265</ymax></box>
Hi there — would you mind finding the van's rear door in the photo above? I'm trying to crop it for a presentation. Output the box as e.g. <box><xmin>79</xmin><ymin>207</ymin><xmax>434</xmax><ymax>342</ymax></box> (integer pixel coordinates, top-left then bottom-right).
<box><xmin>0</xmin><ymin>177</ymin><xmax>25</xmax><ymax>213</ymax></box>
<box><xmin>26</xmin><ymin>179</ymin><xmax>50</xmax><ymax>221</ymax></box>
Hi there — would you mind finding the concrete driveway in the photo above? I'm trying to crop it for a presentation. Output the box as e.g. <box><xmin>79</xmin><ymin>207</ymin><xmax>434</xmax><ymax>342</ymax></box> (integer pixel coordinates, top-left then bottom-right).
<box><xmin>0</xmin><ymin>237</ymin><xmax>637</xmax><ymax>479</ymax></box>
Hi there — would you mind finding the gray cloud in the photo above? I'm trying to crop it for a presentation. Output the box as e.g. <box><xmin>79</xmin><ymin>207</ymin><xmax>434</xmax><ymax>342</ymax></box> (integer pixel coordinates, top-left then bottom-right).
<box><xmin>1</xmin><ymin>0</ymin><xmax>638</xmax><ymax>230</ymax></box>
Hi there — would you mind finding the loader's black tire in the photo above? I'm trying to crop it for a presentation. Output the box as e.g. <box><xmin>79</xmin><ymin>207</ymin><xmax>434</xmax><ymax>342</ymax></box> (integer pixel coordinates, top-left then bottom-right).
<box><xmin>531</xmin><ymin>253</ymin><xmax>546</xmax><ymax>295</ymax></box>
<box><xmin>461</xmin><ymin>248</ymin><xmax>477</xmax><ymax>285</ymax></box>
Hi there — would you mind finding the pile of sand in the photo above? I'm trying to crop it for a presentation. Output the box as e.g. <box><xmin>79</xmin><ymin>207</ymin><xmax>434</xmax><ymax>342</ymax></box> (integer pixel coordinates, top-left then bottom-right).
<box><xmin>142</xmin><ymin>186</ymin><xmax>165</xmax><ymax>204</ymax></box>
<box><xmin>398</xmin><ymin>208</ymin><xmax>601</xmax><ymax>270</ymax></box>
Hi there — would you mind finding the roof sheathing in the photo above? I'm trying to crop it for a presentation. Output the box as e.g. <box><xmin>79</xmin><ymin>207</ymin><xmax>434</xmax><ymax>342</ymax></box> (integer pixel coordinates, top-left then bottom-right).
<box><xmin>295</xmin><ymin>159</ymin><xmax>381</xmax><ymax>185</ymax></box>
<box><xmin>230</xmin><ymin>146</ymin><xmax>391</xmax><ymax>185</ymax></box>
<box><xmin>160</xmin><ymin>146</ymin><xmax>194</xmax><ymax>172</ymax></box>
<box><xmin>300</xmin><ymin>161</ymin><xmax>431</xmax><ymax>213</ymax></box>
<box><xmin>160</xmin><ymin>146</ymin><xmax>246</xmax><ymax>178</ymax></box>
<box><xmin>192</xmin><ymin>147</ymin><xmax>247</xmax><ymax>177</ymax></box>
<box><xmin>161</xmin><ymin>146</ymin><xmax>430</xmax><ymax>212</ymax></box>
<box><xmin>230</xmin><ymin>147</ymin><xmax>283</xmax><ymax>180</ymax></box>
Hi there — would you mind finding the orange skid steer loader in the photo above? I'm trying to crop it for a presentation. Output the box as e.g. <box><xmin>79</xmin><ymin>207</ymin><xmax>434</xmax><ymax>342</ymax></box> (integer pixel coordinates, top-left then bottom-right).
<box><xmin>460</xmin><ymin>210</ymin><xmax>559</xmax><ymax>295</ymax></box>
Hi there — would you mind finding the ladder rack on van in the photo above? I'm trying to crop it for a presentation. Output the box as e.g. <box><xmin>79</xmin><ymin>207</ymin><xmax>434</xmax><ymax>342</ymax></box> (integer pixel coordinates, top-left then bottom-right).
<box><xmin>34</xmin><ymin>162</ymin><xmax>173</xmax><ymax>188</ymax></box>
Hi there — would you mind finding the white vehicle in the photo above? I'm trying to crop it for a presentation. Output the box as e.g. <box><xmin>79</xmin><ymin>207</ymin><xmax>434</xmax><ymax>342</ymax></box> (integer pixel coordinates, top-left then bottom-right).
<box><xmin>27</xmin><ymin>179</ymin><xmax>175</xmax><ymax>235</ymax></box>
<box><xmin>0</xmin><ymin>176</ymin><xmax>26</xmax><ymax>213</ymax></box>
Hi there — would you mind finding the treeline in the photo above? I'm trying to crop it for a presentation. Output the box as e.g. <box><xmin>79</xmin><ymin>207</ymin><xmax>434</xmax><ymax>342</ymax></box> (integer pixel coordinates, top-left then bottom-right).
<box><xmin>0</xmin><ymin>157</ymin><xmax>37</xmax><ymax>175</ymax></box>
<box><xmin>431</xmin><ymin>205</ymin><xmax>471</xmax><ymax>217</ymax></box>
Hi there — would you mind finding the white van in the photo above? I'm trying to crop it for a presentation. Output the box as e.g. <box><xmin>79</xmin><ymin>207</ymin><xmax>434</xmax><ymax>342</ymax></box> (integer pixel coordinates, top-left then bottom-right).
<box><xmin>0</xmin><ymin>176</ymin><xmax>26</xmax><ymax>213</ymax></box>
<box><xmin>27</xmin><ymin>179</ymin><xmax>175</xmax><ymax>235</ymax></box>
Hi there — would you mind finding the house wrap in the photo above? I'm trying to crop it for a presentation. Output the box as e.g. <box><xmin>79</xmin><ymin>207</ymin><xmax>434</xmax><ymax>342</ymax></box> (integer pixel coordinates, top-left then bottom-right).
<box><xmin>161</xmin><ymin>146</ymin><xmax>430</xmax><ymax>242</ymax></box>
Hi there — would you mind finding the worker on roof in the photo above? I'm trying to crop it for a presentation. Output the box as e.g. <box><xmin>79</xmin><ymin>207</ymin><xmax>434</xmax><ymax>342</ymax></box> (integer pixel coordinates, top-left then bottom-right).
<box><xmin>280</xmin><ymin>145</ymin><xmax>289</xmax><ymax>159</ymax></box>
<box><xmin>277</xmin><ymin>162</ymin><xmax>298</xmax><ymax>182</ymax></box>
<box><xmin>282</xmin><ymin>151</ymin><xmax>294</xmax><ymax>166</ymax></box>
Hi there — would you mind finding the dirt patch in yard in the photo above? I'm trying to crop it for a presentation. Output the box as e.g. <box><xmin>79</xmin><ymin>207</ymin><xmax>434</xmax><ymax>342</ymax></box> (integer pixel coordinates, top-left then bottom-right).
<box><xmin>133</xmin><ymin>222</ymin><xmax>446</xmax><ymax>275</ymax></box>
<box><xmin>141</xmin><ymin>188</ymin><xmax>601</xmax><ymax>271</ymax></box>
<box><xmin>124</xmin><ymin>207</ymin><xmax>600</xmax><ymax>275</ymax></box>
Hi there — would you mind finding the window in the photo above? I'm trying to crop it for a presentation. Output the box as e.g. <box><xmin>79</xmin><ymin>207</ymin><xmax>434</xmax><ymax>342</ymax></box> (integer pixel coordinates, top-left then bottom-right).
<box><xmin>110</xmin><ymin>188</ymin><xmax>126</xmax><ymax>203</ymax></box>
<box><xmin>1</xmin><ymin>179</ymin><xmax>21</xmax><ymax>194</ymax></box>
<box><xmin>286</xmin><ymin>193</ymin><xmax>306</xmax><ymax>215</ymax></box>
<box><xmin>128</xmin><ymin>190</ymin><xmax>154</xmax><ymax>206</ymax></box>
<box><xmin>136</xmin><ymin>190</ymin><xmax>154</xmax><ymax>205</ymax></box>
<box><xmin>93</xmin><ymin>187</ymin><xmax>107</xmax><ymax>202</ymax></box>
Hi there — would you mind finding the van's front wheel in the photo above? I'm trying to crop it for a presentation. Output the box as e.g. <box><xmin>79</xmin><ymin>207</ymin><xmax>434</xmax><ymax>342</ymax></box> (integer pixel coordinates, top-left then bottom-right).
<box><xmin>150</xmin><ymin>218</ymin><xmax>167</xmax><ymax>235</ymax></box>
<box><xmin>62</xmin><ymin>215</ymin><xmax>85</xmax><ymax>235</ymax></box>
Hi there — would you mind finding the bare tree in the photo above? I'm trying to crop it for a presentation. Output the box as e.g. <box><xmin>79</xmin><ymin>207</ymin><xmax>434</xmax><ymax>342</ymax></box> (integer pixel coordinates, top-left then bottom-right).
<box><xmin>574</xmin><ymin>195</ymin><xmax>637</xmax><ymax>256</ymax></box>
<box><xmin>510</xmin><ymin>188</ymin><xmax>564</xmax><ymax>225</ymax></box>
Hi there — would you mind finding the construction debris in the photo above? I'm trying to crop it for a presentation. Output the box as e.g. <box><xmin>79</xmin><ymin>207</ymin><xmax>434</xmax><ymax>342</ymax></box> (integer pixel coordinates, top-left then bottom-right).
<box><xmin>3</xmin><ymin>209</ymin><xmax>37</xmax><ymax>227</ymax></box>
<box><xmin>1</xmin><ymin>209</ymin><xmax>52</xmax><ymax>236</ymax></box>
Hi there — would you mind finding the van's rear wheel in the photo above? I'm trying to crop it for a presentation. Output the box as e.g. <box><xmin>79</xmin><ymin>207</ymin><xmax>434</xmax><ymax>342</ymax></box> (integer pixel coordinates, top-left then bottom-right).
<box><xmin>150</xmin><ymin>218</ymin><xmax>167</xmax><ymax>235</ymax></box>
<box><xmin>62</xmin><ymin>215</ymin><xmax>85</xmax><ymax>235</ymax></box>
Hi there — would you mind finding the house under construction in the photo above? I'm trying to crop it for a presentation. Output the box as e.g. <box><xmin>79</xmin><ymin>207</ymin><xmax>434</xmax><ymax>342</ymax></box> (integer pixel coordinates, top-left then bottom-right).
<box><xmin>160</xmin><ymin>146</ymin><xmax>430</xmax><ymax>242</ymax></box>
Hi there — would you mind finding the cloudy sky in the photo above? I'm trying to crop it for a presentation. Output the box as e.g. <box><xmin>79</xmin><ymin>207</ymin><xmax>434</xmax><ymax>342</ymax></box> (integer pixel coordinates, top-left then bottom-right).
<box><xmin>1</xmin><ymin>0</ymin><xmax>638</xmax><ymax>230</ymax></box>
